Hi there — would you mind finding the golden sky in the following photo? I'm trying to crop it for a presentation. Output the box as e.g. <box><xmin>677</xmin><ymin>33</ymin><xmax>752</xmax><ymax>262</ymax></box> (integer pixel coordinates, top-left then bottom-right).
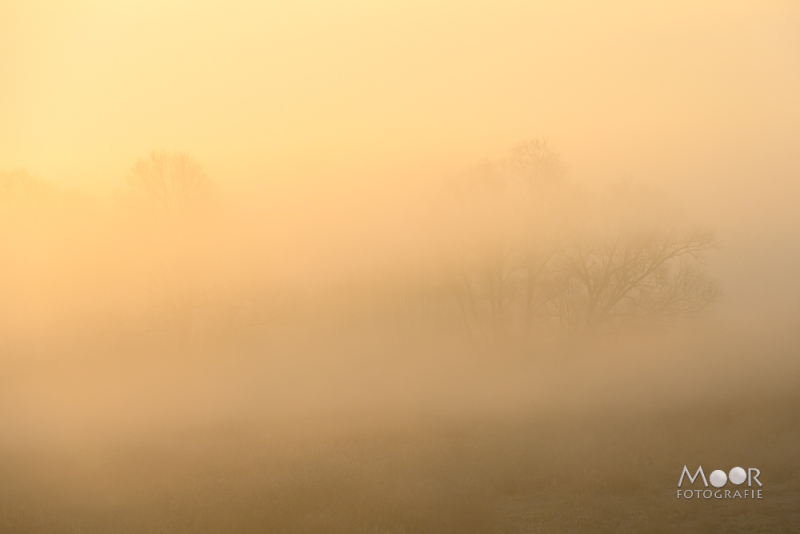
<box><xmin>1</xmin><ymin>0</ymin><xmax>799</xmax><ymax>223</ymax></box>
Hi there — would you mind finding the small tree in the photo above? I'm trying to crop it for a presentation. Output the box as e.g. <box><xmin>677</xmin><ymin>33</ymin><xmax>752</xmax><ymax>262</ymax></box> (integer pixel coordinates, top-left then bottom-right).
<box><xmin>122</xmin><ymin>151</ymin><xmax>216</xmax><ymax>345</ymax></box>
<box><xmin>126</xmin><ymin>151</ymin><xmax>214</xmax><ymax>218</ymax></box>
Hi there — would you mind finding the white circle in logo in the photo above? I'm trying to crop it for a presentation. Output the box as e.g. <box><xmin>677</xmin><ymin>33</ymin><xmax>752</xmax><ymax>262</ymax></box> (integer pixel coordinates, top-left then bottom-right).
<box><xmin>729</xmin><ymin>467</ymin><xmax>746</xmax><ymax>485</ymax></box>
<box><xmin>709</xmin><ymin>470</ymin><xmax>728</xmax><ymax>488</ymax></box>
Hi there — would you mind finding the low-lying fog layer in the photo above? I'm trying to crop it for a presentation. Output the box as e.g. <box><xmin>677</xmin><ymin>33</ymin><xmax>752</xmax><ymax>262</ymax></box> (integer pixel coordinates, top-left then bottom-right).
<box><xmin>0</xmin><ymin>142</ymin><xmax>797</xmax><ymax>449</ymax></box>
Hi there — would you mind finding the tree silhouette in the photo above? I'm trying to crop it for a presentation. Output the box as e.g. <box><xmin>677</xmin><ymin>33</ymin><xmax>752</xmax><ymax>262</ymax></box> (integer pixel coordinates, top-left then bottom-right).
<box><xmin>122</xmin><ymin>151</ymin><xmax>216</xmax><ymax>346</ymax></box>
<box><xmin>438</xmin><ymin>140</ymin><xmax>571</xmax><ymax>338</ymax></box>
<box><xmin>126</xmin><ymin>151</ymin><xmax>214</xmax><ymax>218</ymax></box>
<box><xmin>436</xmin><ymin>143</ymin><xmax>719</xmax><ymax>340</ymax></box>
<box><xmin>121</xmin><ymin>151</ymin><xmax>292</xmax><ymax>346</ymax></box>
<box><xmin>509</xmin><ymin>139</ymin><xmax>567</xmax><ymax>331</ymax></box>
<box><xmin>550</xmin><ymin>182</ymin><xmax>719</xmax><ymax>335</ymax></box>
<box><xmin>0</xmin><ymin>169</ymin><xmax>55</xmax><ymax>213</ymax></box>
<box><xmin>443</xmin><ymin>160</ymin><xmax>524</xmax><ymax>336</ymax></box>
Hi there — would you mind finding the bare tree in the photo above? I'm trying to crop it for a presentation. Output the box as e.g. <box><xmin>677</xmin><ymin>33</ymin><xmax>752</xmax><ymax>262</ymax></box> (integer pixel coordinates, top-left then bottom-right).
<box><xmin>446</xmin><ymin>161</ymin><xmax>525</xmax><ymax>336</ymax></box>
<box><xmin>122</xmin><ymin>152</ymin><xmax>294</xmax><ymax>346</ymax></box>
<box><xmin>126</xmin><ymin>151</ymin><xmax>214</xmax><ymax>218</ymax></box>
<box><xmin>509</xmin><ymin>139</ymin><xmax>567</xmax><ymax>331</ymax></box>
<box><xmin>436</xmin><ymin>141</ymin><xmax>570</xmax><ymax>338</ymax></box>
<box><xmin>121</xmin><ymin>151</ymin><xmax>217</xmax><ymax>345</ymax></box>
<box><xmin>550</xmin><ymin>183</ymin><xmax>719</xmax><ymax>335</ymax></box>
<box><xmin>0</xmin><ymin>169</ymin><xmax>56</xmax><ymax>213</ymax></box>
<box><xmin>509</xmin><ymin>139</ymin><xmax>565</xmax><ymax>187</ymax></box>
<box><xmin>429</xmin><ymin>143</ymin><xmax>720</xmax><ymax>341</ymax></box>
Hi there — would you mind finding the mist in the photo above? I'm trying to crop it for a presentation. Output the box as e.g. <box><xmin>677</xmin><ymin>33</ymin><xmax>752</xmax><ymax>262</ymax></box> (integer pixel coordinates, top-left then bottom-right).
<box><xmin>1</xmin><ymin>1</ymin><xmax>799</xmax><ymax>532</ymax></box>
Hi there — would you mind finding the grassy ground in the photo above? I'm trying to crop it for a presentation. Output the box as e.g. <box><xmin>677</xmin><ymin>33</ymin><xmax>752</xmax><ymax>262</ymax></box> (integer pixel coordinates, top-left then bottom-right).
<box><xmin>1</xmin><ymin>393</ymin><xmax>798</xmax><ymax>533</ymax></box>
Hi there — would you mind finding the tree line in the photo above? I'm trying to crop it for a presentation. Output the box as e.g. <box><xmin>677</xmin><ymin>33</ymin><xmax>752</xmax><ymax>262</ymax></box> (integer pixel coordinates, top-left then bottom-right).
<box><xmin>0</xmin><ymin>141</ymin><xmax>718</xmax><ymax>350</ymax></box>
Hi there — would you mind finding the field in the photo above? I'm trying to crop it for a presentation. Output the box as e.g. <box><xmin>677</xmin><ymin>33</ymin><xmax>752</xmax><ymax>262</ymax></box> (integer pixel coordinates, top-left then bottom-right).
<box><xmin>1</xmin><ymin>372</ymin><xmax>798</xmax><ymax>533</ymax></box>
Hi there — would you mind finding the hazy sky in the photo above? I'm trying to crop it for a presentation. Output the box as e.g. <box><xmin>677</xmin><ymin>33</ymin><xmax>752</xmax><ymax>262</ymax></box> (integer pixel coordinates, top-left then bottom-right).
<box><xmin>3</xmin><ymin>1</ymin><xmax>800</xmax><ymax>484</ymax></box>
<box><xmin>2</xmin><ymin>1</ymin><xmax>799</xmax><ymax>237</ymax></box>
